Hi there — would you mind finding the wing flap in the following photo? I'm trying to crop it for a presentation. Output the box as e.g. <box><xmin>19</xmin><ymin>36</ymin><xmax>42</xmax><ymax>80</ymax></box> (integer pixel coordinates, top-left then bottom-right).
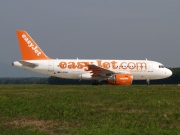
<box><xmin>87</xmin><ymin>64</ymin><xmax>114</xmax><ymax>77</ymax></box>
<box><xmin>87</xmin><ymin>64</ymin><xmax>130</xmax><ymax>77</ymax></box>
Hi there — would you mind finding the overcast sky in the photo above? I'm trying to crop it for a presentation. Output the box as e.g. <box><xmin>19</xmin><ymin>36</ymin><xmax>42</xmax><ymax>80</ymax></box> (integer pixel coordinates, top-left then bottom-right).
<box><xmin>0</xmin><ymin>1</ymin><xmax>180</xmax><ymax>77</ymax></box>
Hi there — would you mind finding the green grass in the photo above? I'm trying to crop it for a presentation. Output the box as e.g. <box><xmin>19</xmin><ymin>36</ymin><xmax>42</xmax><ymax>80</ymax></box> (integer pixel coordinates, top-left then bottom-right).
<box><xmin>0</xmin><ymin>85</ymin><xmax>180</xmax><ymax>135</ymax></box>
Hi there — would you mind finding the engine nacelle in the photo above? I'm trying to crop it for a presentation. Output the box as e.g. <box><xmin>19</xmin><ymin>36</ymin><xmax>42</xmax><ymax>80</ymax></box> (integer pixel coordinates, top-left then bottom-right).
<box><xmin>78</xmin><ymin>73</ymin><xmax>92</xmax><ymax>80</ymax></box>
<box><xmin>108</xmin><ymin>74</ymin><xmax>133</xmax><ymax>85</ymax></box>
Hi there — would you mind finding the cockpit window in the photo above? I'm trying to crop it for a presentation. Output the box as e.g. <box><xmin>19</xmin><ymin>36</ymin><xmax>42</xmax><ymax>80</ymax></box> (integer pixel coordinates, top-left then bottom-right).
<box><xmin>159</xmin><ymin>65</ymin><xmax>165</xmax><ymax>68</ymax></box>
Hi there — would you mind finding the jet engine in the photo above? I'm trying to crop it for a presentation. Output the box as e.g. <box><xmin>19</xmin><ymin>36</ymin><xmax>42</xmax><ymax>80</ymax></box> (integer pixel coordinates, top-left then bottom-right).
<box><xmin>108</xmin><ymin>74</ymin><xmax>133</xmax><ymax>85</ymax></box>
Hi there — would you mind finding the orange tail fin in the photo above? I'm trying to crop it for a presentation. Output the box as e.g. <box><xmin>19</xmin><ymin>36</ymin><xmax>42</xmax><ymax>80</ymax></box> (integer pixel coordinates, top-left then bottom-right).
<box><xmin>16</xmin><ymin>30</ymin><xmax>51</xmax><ymax>60</ymax></box>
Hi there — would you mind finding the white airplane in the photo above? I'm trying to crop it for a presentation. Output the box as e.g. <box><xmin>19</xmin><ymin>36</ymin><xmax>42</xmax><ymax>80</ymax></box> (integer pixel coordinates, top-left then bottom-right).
<box><xmin>12</xmin><ymin>30</ymin><xmax>172</xmax><ymax>85</ymax></box>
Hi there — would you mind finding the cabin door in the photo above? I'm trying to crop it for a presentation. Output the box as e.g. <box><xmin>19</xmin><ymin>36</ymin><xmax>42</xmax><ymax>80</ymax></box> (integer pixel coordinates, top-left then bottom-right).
<box><xmin>48</xmin><ymin>61</ymin><xmax>54</xmax><ymax>72</ymax></box>
<box><xmin>148</xmin><ymin>61</ymin><xmax>153</xmax><ymax>72</ymax></box>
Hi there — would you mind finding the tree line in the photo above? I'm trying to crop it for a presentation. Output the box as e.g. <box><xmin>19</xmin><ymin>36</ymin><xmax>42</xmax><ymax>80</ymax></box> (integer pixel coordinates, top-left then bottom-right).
<box><xmin>0</xmin><ymin>77</ymin><xmax>48</xmax><ymax>84</ymax></box>
<box><xmin>0</xmin><ymin>68</ymin><xmax>180</xmax><ymax>85</ymax></box>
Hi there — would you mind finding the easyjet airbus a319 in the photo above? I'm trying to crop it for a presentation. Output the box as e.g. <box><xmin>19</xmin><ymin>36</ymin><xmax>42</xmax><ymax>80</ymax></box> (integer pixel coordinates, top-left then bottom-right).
<box><xmin>12</xmin><ymin>30</ymin><xmax>172</xmax><ymax>85</ymax></box>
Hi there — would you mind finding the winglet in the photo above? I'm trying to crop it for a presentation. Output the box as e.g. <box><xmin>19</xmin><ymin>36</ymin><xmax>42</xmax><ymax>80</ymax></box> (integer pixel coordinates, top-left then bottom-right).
<box><xmin>16</xmin><ymin>30</ymin><xmax>51</xmax><ymax>60</ymax></box>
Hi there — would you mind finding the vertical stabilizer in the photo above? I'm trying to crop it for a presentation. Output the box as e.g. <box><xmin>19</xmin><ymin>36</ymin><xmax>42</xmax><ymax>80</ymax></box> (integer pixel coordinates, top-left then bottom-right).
<box><xmin>16</xmin><ymin>30</ymin><xmax>51</xmax><ymax>60</ymax></box>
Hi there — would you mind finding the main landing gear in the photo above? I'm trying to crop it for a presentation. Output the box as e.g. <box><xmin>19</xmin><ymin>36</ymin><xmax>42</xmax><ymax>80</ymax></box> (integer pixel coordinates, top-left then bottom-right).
<box><xmin>146</xmin><ymin>79</ymin><xmax>150</xmax><ymax>85</ymax></box>
<box><xmin>92</xmin><ymin>81</ymin><xmax>102</xmax><ymax>85</ymax></box>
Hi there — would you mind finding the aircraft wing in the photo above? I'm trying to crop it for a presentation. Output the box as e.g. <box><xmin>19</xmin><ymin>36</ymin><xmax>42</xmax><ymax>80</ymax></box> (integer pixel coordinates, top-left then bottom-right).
<box><xmin>87</xmin><ymin>64</ymin><xmax>128</xmax><ymax>77</ymax></box>
<box><xmin>18</xmin><ymin>61</ymin><xmax>38</xmax><ymax>68</ymax></box>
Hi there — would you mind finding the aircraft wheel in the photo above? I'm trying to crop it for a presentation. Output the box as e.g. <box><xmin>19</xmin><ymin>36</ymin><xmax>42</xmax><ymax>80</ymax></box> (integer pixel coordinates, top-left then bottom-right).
<box><xmin>146</xmin><ymin>79</ymin><xmax>150</xmax><ymax>85</ymax></box>
<box><xmin>92</xmin><ymin>81</ymin><xmax>102</xmax><ymax>85</ymax></box>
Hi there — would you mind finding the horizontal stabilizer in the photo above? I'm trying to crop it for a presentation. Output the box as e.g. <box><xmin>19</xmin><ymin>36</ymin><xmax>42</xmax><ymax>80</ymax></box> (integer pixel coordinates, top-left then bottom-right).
<box><xmin>18</xmin><ymin>61</ymin><xmax>38</xmax><ymax>68</ymax></box>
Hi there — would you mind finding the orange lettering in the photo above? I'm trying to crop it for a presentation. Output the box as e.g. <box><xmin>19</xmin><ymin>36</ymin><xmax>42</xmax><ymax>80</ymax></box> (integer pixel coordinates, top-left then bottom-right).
<box><xmin>68</xmin><ymin>62</ymin><xmax>76</xmax><ymax>69</ymax></box>
<box><xmin>111</xmin><ymin>61</ymin><xmax>118</xmax><ymax>69</ymax></box>
<box><xmin>59</xmin><ymin>62</ymin><xmax>67</xmax><ymax>69</ymax></box>
<box><xmin>120</xmin><ymin>62</ymin><xmax>127</xmax><ymax>69</ymax></box>
<box><xmin>83</xmin><ymin>62</ymin><xmax>90</xmax><ymax>67</ymax></box>
<box><xmin>128</xmin><ymin>62</ymin><xmax>136</xmax><ymax>70</ymax></box>
<box><xmin>96</xmin><ymin>60</ymin><xmax>102</xmax><ymax>67</ymax></box>
<box><xmin>83</xmin><ymin>62</ymin><xmax>89</xmax><ymax>71</ymax></box>
<box><xmin>102</xmin><ymin>62</ymin><xmax>110</xmax><ymax>69</ymax></box>
<box><xmin>77</xmin><ymin>62</ymin><xmax>85</xmax><ymax>69</ymax></box>
<box><xmin>136</xmin><ymin>62</ymin><xmax>147</xmax><ymax>71</ymax></box>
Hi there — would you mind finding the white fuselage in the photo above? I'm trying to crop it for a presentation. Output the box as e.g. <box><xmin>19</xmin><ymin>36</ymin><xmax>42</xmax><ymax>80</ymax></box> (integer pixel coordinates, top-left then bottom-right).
<box><xmin>13</xmin><ymin>59</ymin><xmax>172</xmax><ymax>81</ymax></box>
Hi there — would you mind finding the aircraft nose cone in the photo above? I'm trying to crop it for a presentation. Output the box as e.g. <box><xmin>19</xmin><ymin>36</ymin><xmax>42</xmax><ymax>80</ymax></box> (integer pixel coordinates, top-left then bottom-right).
<box><xmin>166</xmin><ymin>69</ymin><xmax>172</xmax><ymax>77</ymax></box>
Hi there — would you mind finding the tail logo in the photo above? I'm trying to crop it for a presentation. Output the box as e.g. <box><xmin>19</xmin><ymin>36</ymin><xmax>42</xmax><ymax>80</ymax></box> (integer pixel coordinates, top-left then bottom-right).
<box><xmin>22</xmin><ymin>34</ymin><xmax>42</xmax><ymax>56</ymax></box>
